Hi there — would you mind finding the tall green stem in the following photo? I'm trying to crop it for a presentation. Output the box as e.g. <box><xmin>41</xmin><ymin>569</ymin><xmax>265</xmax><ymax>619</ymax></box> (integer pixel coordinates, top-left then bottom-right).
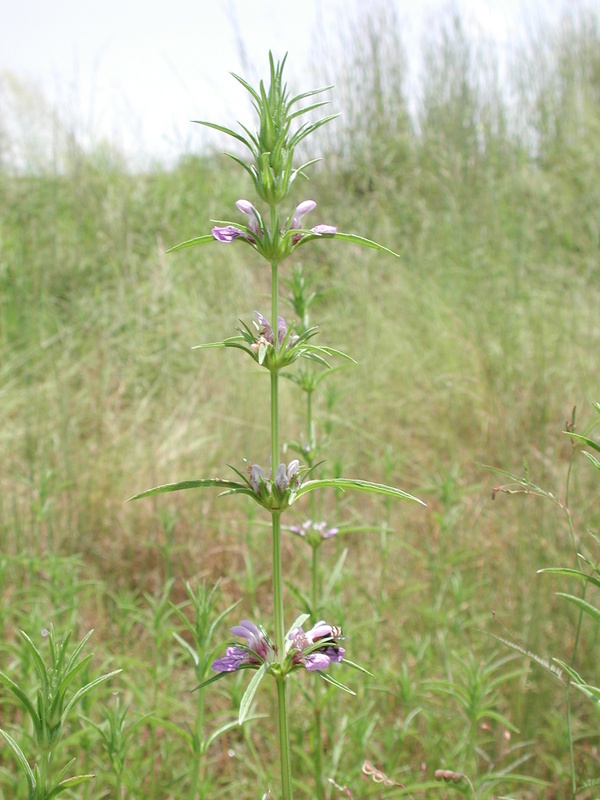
<box><xmin>269</xmin><ymin>256</ymin><xmax>293</xmax><ymax>799</ymax></box>
<box><xmin>270</xmin><ymin>260</ymin><xmax>283</xmax><ymax>655</ymax></box>
<box><xmin>276</xmin><ymin>676</ymin><xmax>293</xmax><ymax>800</ymax></box>
<box><xmin>272</xmin><ymin>511</ymin><xmax>285</xmax><ymax>657</ymax></box>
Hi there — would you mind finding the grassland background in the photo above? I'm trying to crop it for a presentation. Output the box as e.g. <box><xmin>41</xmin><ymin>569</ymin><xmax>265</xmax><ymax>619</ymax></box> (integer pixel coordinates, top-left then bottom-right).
<box><xmin>1</xmin><ymin>3</ymin><xmax>600</xmax><ymax>798</ymax></box>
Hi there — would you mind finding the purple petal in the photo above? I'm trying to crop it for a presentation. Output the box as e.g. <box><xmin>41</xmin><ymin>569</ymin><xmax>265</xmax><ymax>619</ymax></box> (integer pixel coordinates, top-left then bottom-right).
<box><xmin>274</xmin><ymin>463</ymin><xmax>289</xmax><ymax>492</ymax></box>
<box><xmin>311</xmin><ymin>224</ymin><xmax>337</xmax><ymax>235</ymax></box>
<box><xmin>323</xmin><ymin>527</ymin><xmax>339</xmax><ymax>539</ymax></box>
<box><xmin>212</xmin><ymin>646</ymin><xmax>249</xmax><ymax>672</ymax></box>
<box><xmin>212</xmin><ymin>225</ymin><xmax>245</xmax><ymax>242</ymax></box>
<box><xmin>254</xmin><ymin>311</ymin><xmax>274</xmax><ymax>344</ymax></box>
<box><xmin>322</xmin><ymin>645</ymin><xmax>345</xmax><ymax>663</ymax></box>
<box><xmin>231</xmin><ymin>620</ymin><xmax>261</xmax><ymax>641</ymax></box>
<box><xmin>290</xmin><ymin>200</ymin><xmax>317</xmax><ymax>229</ymax></box>
<box><xmin>236</xmin><ymin>199</ymin><xmax>261</xmax><ymax>235</ymax></box>
<box><xmin>250</xmin><ymin>464</ymin><xmax>266</xmax><ymax>494</ymax></box>
<box><xmin>307</xmin><ymin>621</ymin><xmax>332</xmax><ymax>641</ymax></box>
<box><xmin>304</xmin><ymin>653</ymin><xmax>332</xmax><ymax>671</ymax></box>
<box><xmin>286</xmin><ymin>459</ymin><xmax>300</xmax><ymax>483</ymax></box>
<box><xmin>277</xmin><ymin>316</ymin><xmax>287</xmax><ymax>345</ymax></box>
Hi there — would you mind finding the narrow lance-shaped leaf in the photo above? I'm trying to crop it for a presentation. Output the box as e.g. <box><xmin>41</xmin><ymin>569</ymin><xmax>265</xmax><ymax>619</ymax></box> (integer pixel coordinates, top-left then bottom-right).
<box><xmin>556</xmin><ymin>593</ymin><xmax>600</xmax><ymax>626</ymax></box>
<box><xmin>62</xmin><ymin>669</ymin><xmax>122</xmax><ymax>722</ymax></box>
<box><xmin>292</xmin><ymin>478</ymin><xmax>425</xmax><ymax>506</ymax></box>
<box><xmin>166</xmin><ymin>235</ymin><xmax>216</xmax><ymax>253</ymax></box>
<box><xmin>565</xmin><ymin>431</ymin><xmax>600</xmax><ymax>454</ymax></box>
<box><xmin>0</xmin><ymin>728</ymin><xmax>37</xmax><ymax>793</ymax></box>
<box><xmin>317</xmin><ymin>671</ymin><xmax>356</xmax><ymax>696</ymax></box>
<box><xmin>342</xmin><ymin>658</ymin><xmax>374</xmax><ymax>678</ymax></box>
<box><xmin>584</xmin><ymin>451</ymin><xmax>600</xmax><ymax>471</ymax></box>
<box><xmin>538</xmin><ymin>567</ymin><xmax>600</xmax><ymax>591</ymax></box>
<box><xmin>239</xmin><ymin>662</ymin><xmax>269</xmax><ymax>725</ymax></box>
<box><xmin>128</xmin><ymin>478</ymin><xmax>250</xmax><ymax>502</ymax></box>
<box><xmin>46</xmin><ymin>774</ymin><xmax>96</xmax><ymax>800</ymax></box>
<box><xmin>0</xmin><ymin>671</ymin><xmax>40</xmax><ymax>729</ymax></box>
<box><xmin>192</xmin><ymin>119</ymin><xmax>255</xmax><ymax>153</ymax></box>
<box><xmin>332</xmin><ymin>232</ymin><xmax>400</xmax><ymax>256</ymax></box>
<box><xmin>18</xmin><ymin>631</ymin><xmax>48</xmax><ymax>690</ymax></box>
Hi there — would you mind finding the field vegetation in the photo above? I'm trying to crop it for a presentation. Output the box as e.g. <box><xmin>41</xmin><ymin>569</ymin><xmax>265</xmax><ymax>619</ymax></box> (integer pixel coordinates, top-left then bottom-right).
<box><xmin>1</xmin><ymin>3</ymin><xmax>599</xmax><ymax>798</ymax></box>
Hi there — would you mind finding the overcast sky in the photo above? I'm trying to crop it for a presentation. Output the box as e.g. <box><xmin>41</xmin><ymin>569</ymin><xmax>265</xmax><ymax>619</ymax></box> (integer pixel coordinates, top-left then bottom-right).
<box><xmin>0</xmin><ymin>0</ymin><xmax>567</xmax><ymax>167</ymax></box>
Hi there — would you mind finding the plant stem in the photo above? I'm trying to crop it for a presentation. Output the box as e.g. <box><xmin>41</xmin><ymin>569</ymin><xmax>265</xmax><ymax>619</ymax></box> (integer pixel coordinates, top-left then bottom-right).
<box><xmin>276</xmin><ymin>676</ymin><xmax>293</xmax><ymax>800</ymax></box>
<box><xmin>269</xmin><ymin>256</ymin><xmax>292</xmax><ymax>799</ymax></box>
<box><xmin>311</xmin><ymin>545</ymin><xmax>319</xmax><ymax>618</ymax></box>
<box><xmin>272</xmin><ymin>511</ymin><xmax>285</xmax><ymax>657</ymax></box>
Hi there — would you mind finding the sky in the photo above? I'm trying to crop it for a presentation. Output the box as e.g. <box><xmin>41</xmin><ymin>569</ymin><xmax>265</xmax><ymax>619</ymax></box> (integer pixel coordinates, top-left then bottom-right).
<box><xmin>0</xmin><ymin>0</ymin><xmax>567</xmax><ymax>168</ymax></box>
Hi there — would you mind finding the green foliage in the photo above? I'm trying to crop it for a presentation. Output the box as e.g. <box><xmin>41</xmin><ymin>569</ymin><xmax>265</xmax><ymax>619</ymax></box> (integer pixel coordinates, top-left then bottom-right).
<box><xmin>0</xmin><ymin>628</ymin><xmax>119</xmax><ymax>799</ymax></box>
<box><xmin>1</xmin><ymin>2</ymin><xmax>600</xmax><ymax>797</ymax></box>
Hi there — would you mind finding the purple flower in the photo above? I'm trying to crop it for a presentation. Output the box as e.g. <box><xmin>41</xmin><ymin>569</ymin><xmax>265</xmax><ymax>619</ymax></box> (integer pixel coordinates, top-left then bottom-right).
<box><xmin>254</xmin><ymin>311</ymin><xmax>287</xmax><ymax>346</ymax></box>
<box><xmin>288</xmin><ymin>621</ymin><xmax>345</xmax><ymax>671</ymax></box>
<box><xmin>212</xmin><ymin>199</ymin><xmax>262</xmax><ymax>244</ymax></box>
<box><xmin>290</xmin><ymin>200</ymin><xmax>317</xmax><ymax>230</ymax></box>
<box><xmin>250</xmin><ymin>464</ymin><xmax>267</xmax><ymax>494</ymax></box>
<box><xmin>274</xmin><ymin>460</ymin><xmax>300</xmax><ymax>493</ymax></box>
<box><xmin>290</xmin><ymin>520</ymin><xmax>339</xmax><ymax>541</ymax></box>
<box><xmin>212</xmin><ymin>620</ymin><xmax>274</xmax><ymax>672</ymax></box>
<box><xmin>236</xmin><ymin>199</ymin><xmax>261</xmax><ymax>235</ymax></box>
<box><xmin>212</xmin><ymin>225</ymin><xmax>248</xmax><ymax>243</ymax></box>
<box><xmin>289</xmin><ymin>200</ymin><xmax>337</xmax><ymax>244</ymax></box>
<box><xmin>311</xmin><ymin>224</ymin><xmax>337</xmax><ymax>235</ymax></box>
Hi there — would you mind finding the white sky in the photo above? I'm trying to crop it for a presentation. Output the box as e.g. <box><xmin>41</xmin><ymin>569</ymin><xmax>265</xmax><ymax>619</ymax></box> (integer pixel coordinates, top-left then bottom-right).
<box><xmin>0</xmin><ymin>0</ymin><xmax>567</xmax><ymax>167</ymax></box>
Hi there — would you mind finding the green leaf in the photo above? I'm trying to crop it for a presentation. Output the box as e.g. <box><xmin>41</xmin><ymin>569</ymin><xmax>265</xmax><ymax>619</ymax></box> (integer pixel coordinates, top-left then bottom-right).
<box><xmin>192</xmin><ymin>119</ymin><xmax>254</xmax><ymax>152</ymax></box>
<box><xmin>0</xmin><ymin>672</ymin><xmax>41</xmax><ymax>732</ymax></box>
<box><xmin>128</xmin><ymin>478</ymin><xmax>249</xmax><ymax>502</ymax></box>
<box><xmin>239</xmin><ymin>663</ymin><xmax>269</xmax><ymax>725</ymax></box>
<box><xmin>62</xmin><ymin>669</ymin><xmax>122</xmax><ymax>722</ymax></box>
<box><xmin>18</xmin><ymin>631</ymin><xmax>48</xmax><ymax>690</ymax></box>
<box><xmin>289</xmin><ymin>113</ymin><xmax>340</xmax><ymax>147</ymax></box>
<box><xmin>292</xmin><ymin>478</ymin><xmax>425</xmax><ymax>505</ymax></box>
<box><xmin>583</xmin><ymin>451</ymin><xmax>600</xmax><ymax>471</ymax></box>
<box><xmin>46</xmin><ymin>774</ymin><xmax>95</xmax><ymax>800</ymax></box>
<box><xmin>317</xmin><ymin>671</ymin><xmax>356</xmax><ymax>695</ymax></box>
<box><xmin>538</xmin><ymin>567</ymin><xmax>600</xmax><ymax>591</ymax></box>
<box><xmin>0</xmin><ymin>728</ymin><xmax>37</xmax><ymax>796</ymax></box>
<box><xmin>191</xmin><ymin>666</ymin><xmax>257</xmax><ymax>693</ymax></box>
<box><xmin>342</xmin><ymin>658</ymin><xmax>374</xmax><ymax>678</ymax></box>
<box><xmin>205</xmin><ymin>717</ymin><xmax>254</xmax><ymax>749</ymax></box>
<box><xmin>173</xmin><ymin>632</ymin><xmax>199</xmax><ymax>668</ymax></box>
<box><xmin>64</xmin><ymin>629</ymin><xmax>94</xmax><ymax>673</ymax></box>
<box><xmin>552</xmin><ymin>659</ymin><xmax>600</xmax><ymax>710</ymax></box>
<box><xmin>0</xmin><ymin>728</ymin><xmax>36</xmax><ymax>792</ymax></box>
<box><xmin>565</xmin><ymin>431</ymin><xmax>600</xmax><ymax>454</ymax></box>
<box><xmin>166</xmin><ymin>234</ymin><xmax>216</xmax><ymax>253</ymax></box>
<box><xmin>556</xmin><ymin>592</ymin><xmax>600</xmax><ymax>625</ymax></box>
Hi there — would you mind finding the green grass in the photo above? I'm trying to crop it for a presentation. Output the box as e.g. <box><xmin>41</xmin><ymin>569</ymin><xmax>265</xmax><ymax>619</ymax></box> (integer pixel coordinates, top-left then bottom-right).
<box><xmin>1</xmin><ymin>3</ymin><xmax>600</xmax><ymax>798</ymax></box>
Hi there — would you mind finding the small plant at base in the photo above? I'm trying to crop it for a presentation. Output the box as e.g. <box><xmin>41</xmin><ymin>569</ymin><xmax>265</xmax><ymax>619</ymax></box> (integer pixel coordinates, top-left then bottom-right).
<box><xmin>0</xmin><ymin>626</ymin><xmax>120</xmax><ymax>799</ymax></box>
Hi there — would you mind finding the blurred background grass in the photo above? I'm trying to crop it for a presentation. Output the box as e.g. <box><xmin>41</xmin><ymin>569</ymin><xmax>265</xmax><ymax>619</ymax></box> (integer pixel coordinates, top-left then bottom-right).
<box><xmin>1</xmin><ymin>3</ymin><xmax>599</xmax><ymax>797</ymax></box>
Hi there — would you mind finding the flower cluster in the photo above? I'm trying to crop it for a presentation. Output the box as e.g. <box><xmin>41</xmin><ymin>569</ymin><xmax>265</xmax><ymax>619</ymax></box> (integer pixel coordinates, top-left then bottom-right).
<box><xmin>212</xmin><ymin>621</ymin><xmax>274</xmax><ymax>672</ymax></box>
<box><xmin>212</xmin><ymin>619</ymin><xmax>344</xmax><ymax>675</ymax></box>
<box><xmin>288</xmin><ymin>621</ymin><xmax>345</xmax><ymax>671</ymax></box>
<box><xmin>212</xmin><ymin>199</ymin><xmax>336</xmax><ymax>261</ymax></box>
<box><xmin>248</xmin><ymin>459</ymin><xmax>300</xmax><ymax>510</ymax></box>
<box><xmin>249</xmin><ymin>311</ymin><xmax>300</xmax><ymax>369</ymax></box>
<box><xmin>289</xmin><ymin>520</ymin><xmax>339</xmax><ymax>545</ymax></box>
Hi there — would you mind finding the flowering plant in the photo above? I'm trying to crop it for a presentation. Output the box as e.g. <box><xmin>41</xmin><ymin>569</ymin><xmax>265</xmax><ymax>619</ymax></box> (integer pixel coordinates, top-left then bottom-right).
<box><xmin>129</xmin><ymin>52</ymin><xmax>424</xmax><ymax>800</ymax></box>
